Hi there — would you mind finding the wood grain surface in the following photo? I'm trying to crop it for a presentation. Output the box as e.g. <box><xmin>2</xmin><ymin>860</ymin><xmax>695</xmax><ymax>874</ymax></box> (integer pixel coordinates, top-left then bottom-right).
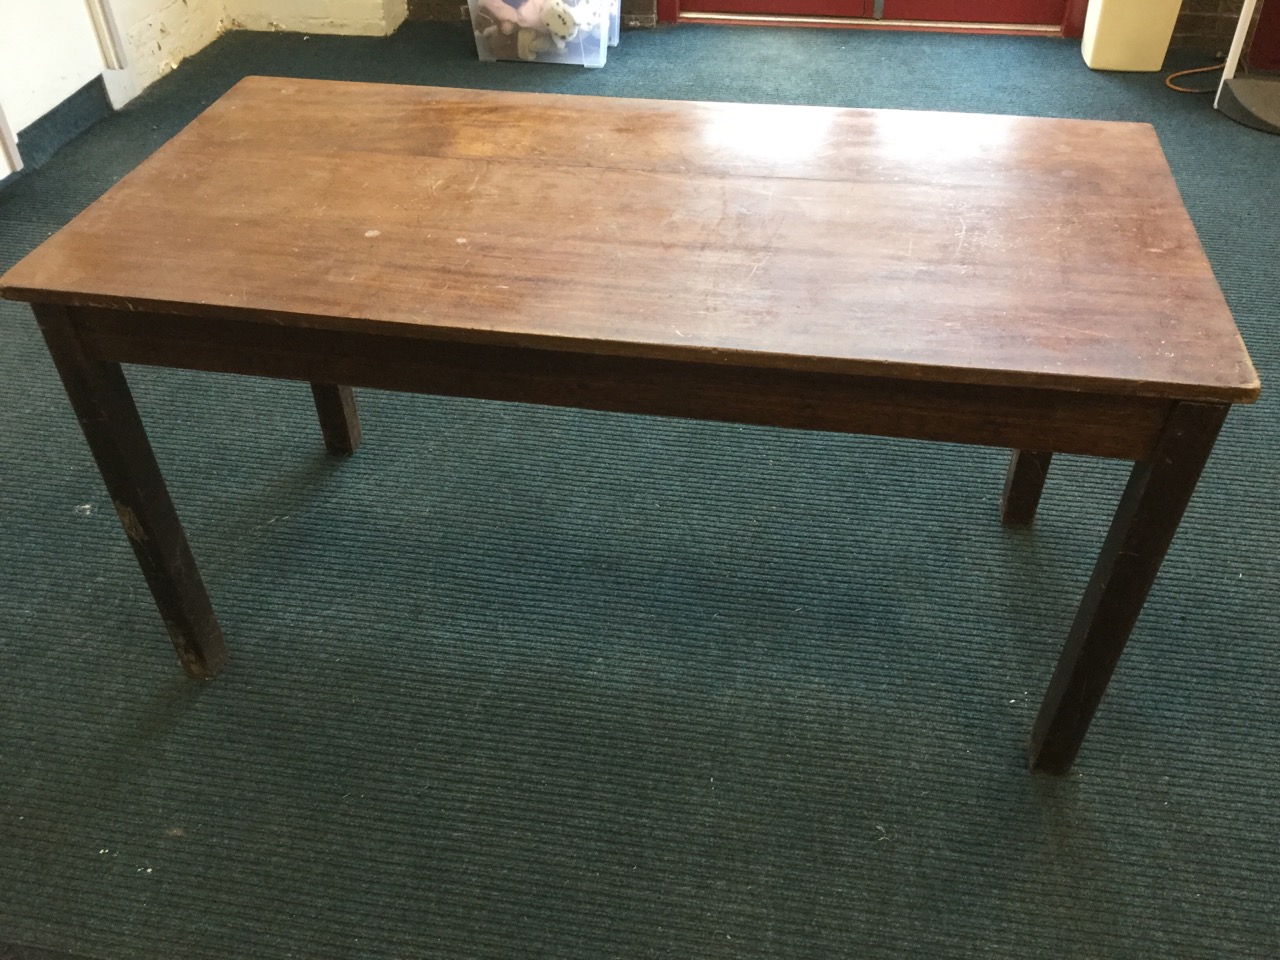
<box><xmin>0</xmin><ymin>78</ymin><xmax>1259</xmax><ymax>402</ymax></box>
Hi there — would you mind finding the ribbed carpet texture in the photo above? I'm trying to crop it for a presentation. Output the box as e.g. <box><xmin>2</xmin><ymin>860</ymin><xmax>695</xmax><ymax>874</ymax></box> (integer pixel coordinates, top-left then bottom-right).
<box><xmin>1</xmin><ymin>22</ymin><xmax>1277</xmax><ymax>959</ymax></box>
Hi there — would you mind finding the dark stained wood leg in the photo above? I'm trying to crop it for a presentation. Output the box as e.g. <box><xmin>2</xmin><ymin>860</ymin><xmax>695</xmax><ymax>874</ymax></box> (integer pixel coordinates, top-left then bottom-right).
<box><xmin>1028</xmin><ymin>402</ymin><xmax>1229</xmax><ymax>773</ymax></box>
<box><xmin>1001</xmin><ymin>450</ymin><xmax>1053</xmax><ymax>526</ymax></box>
<box><xmin>310</xmin><ymin>383</ymin><xmax>361</xmax><ymax>455</ymax></box>
<box><xmin>35</xmin><ymin>304</ymin><xmax>228</xmax><ymax>679</ymax></box>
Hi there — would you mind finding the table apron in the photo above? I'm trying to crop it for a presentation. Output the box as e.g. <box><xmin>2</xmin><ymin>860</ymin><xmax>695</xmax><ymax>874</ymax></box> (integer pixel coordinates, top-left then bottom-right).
<box><xmin>71</xmin><ymin>306</ymin><xmax>1170</xmax><ymax>460</ymax></box>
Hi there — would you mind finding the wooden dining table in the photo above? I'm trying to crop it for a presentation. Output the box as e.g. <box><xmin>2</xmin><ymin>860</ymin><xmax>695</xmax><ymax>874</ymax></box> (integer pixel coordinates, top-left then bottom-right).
<box><xmin>0</xmin><ymin>78</ymin><xmax>1259</xmax><ymax>773</ymax></box>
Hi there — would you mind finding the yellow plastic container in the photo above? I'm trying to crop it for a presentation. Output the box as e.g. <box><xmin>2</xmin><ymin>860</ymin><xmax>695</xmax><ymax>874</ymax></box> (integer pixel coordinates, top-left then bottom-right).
<box><xmin>1081</xmin><ymin>0</ymin><xmax>1182</xmax><ymax>72</ymax></box>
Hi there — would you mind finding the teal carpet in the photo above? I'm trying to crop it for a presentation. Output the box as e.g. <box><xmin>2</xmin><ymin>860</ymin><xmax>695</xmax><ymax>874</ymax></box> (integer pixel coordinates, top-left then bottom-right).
<box><xmin>1</xmin><ymin>23</ymin><xmax>1277</xmax><ymax>958</ymax></box>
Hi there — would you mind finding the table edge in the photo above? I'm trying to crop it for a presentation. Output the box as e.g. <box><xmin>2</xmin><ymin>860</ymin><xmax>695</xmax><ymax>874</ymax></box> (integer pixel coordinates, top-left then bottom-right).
<box><xmin>3</xmin><ymin>289</ymin><xmax>1260</xmax><ymax>405</ymax></box>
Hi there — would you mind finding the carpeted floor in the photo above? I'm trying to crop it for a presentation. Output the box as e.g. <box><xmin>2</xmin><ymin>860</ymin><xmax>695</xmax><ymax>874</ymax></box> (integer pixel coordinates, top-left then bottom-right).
<box><xmin>1</xmin><ymin>22</ymin><xmax>1277</xmax><ymax>959</ymax></box>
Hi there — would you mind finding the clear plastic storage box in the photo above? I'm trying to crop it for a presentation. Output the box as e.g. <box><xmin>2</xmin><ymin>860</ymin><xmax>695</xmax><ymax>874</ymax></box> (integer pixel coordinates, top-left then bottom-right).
<box><xmin>469</xmin><ymin>0</ymin><xmax>620</xmax><ymax>67</ymax></box>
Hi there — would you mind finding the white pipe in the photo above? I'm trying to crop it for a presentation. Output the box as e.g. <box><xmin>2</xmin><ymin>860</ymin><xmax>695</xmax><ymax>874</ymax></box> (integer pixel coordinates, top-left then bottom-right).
<box><xmin>0</xmin><ymin>102</ymin><xmax>21</xmax><ymax>173</ymax></box>
<box><xmin>1216</xmin><ymin>0</ymin><xmax>1259</xmax><ymax>109</ymax></box>
<box><xmin>86</xmin><ymin>0</ymin><xmax>129</xmax><ymax>71</ymax></box>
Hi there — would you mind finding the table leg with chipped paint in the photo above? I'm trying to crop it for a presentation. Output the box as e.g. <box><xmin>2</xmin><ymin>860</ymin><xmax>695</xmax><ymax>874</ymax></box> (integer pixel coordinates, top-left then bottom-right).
<box><xmin>34</xmin><ymin>303</ymin><xmax>229</xmax><ymax>678</ymax></box>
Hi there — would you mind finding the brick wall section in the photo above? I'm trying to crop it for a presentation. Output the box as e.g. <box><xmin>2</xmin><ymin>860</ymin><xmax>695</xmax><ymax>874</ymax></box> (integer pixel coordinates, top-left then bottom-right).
<box><xmin>407</xmin><ymin>0</ymin><xmax>464</xmax><ymax>20</ymax></box>
<box><xmin>1172</xmin><ymin>0</ymin><xmax>1249</xmax><ymax>53</ymax></box>
<box><xmin>621</xmin><ymin>0</ymin><xmax>657</xmax><ymax>26</ymax></box>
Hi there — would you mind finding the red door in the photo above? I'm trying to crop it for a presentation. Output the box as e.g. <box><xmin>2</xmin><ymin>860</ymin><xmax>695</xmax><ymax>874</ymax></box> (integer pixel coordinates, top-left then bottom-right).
<box><xmin>673</xmin><ymin>0</ymin><xmax>1068</xmax><ymax>25</ymax></box>
<box><xmin>882</xmin><ymin>0</ymin><xmax>1066</xmax><ymax>23</ymax></box>
<box><xmin>1248</xmin><ymin>0</ymin><xmax>1280</xmax><ymax>70</ymax></box>
<box><xmin>679</xmin><ymin>0</ymin><xmax>869</xmax><ymax>16</ymax></box>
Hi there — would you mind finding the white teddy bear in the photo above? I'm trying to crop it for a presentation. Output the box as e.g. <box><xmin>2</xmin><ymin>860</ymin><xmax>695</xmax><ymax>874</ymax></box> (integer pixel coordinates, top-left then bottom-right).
<box><xmin>477</xmin><ymin>0</ymin><xmax>605</xmax><ymax>62</ymax></box>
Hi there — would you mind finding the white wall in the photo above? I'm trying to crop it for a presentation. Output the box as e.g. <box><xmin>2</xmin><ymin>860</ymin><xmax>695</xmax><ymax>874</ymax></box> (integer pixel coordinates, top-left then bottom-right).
<box><xmin>0</xmin><ymin>1</ymin><xmax>108</xmax><ymax>132</ymax></box>
<box><xmin>104</xmin><ymin>0</ymin><xmax>408</xmax><ymax>108</ymax></box>
<box><xmin>0</xmin><ymin>0</ymin><xmax>224</xmax><ymax>130</ymax></box>
<box><xmin>223</xmin><ymin>0</ymin><xmax>407</xmax><ymax>35</ymax></box>
<box><xmin>109</xmin><ymin>0</ymin><xmax>227</xmax><ymax>103</ymax></box>
<box><xmin>0</xmin><ymin>0</ymin><xmax>407</xmax><ymax>160</ymax></box>
<box><xmin>382</xmin><ymin>0</ymin><xmax>410</xmax><ymax>31</ymax></box>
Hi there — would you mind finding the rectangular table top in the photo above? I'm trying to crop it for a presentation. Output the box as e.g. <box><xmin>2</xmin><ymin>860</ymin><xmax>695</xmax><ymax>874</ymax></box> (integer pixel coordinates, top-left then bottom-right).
<box><xmin>0</xmin><ymin>77</ymin><xmax>1259</xmax><ymax>403</ymax></box>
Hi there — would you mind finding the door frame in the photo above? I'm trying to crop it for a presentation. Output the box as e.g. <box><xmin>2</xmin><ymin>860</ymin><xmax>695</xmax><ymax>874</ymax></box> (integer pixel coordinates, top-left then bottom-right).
<box><xmin>0</xmin><ymin>101</ymin><xmax>21</xmax><ymax>174</ymax></box>
<box><xmin>661</xmin><ymin>0</ymin><xmax>1087</xmax><ymax>35</ymax></box>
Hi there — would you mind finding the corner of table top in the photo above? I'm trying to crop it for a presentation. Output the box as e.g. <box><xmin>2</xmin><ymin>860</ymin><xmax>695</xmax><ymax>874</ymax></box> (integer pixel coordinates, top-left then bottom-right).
<box><xmin>1236</xmin><ymin>372</ymin><xmax>1263</xmax><ymax>404</ymax></box>
<box><xmin>0</xmin><ymin>274</ymin><xmax>34</xmax><ymax>304</ymax></box>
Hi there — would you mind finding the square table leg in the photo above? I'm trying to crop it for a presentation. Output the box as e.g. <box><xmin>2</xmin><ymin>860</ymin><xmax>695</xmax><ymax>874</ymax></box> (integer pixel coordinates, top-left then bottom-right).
<box><xmin>1028</xmin><ymin>401</ymin><xmax>1229</xmax><ymax>773</ymax></box>
<box><xmin>1001</xmin><ymin>450</ymin><xmax>1053</xmax><ymax>526</ymax></box>
<box><xmin>35</xmin><ymin>304</ymin><xmax>228</xmax><ymax>678</ymax></box>
<box><xmin>309</xmin><ymin>383</ymin><xmax>361</xmax><ymax>455</ymax></box>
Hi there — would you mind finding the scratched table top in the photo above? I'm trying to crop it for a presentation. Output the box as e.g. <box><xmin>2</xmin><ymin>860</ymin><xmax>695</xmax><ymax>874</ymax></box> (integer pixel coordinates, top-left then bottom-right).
<box><xmin>0</xmin><ymin>77</ymin><xmax>1259</xmax><ymax>403</ymax></box>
